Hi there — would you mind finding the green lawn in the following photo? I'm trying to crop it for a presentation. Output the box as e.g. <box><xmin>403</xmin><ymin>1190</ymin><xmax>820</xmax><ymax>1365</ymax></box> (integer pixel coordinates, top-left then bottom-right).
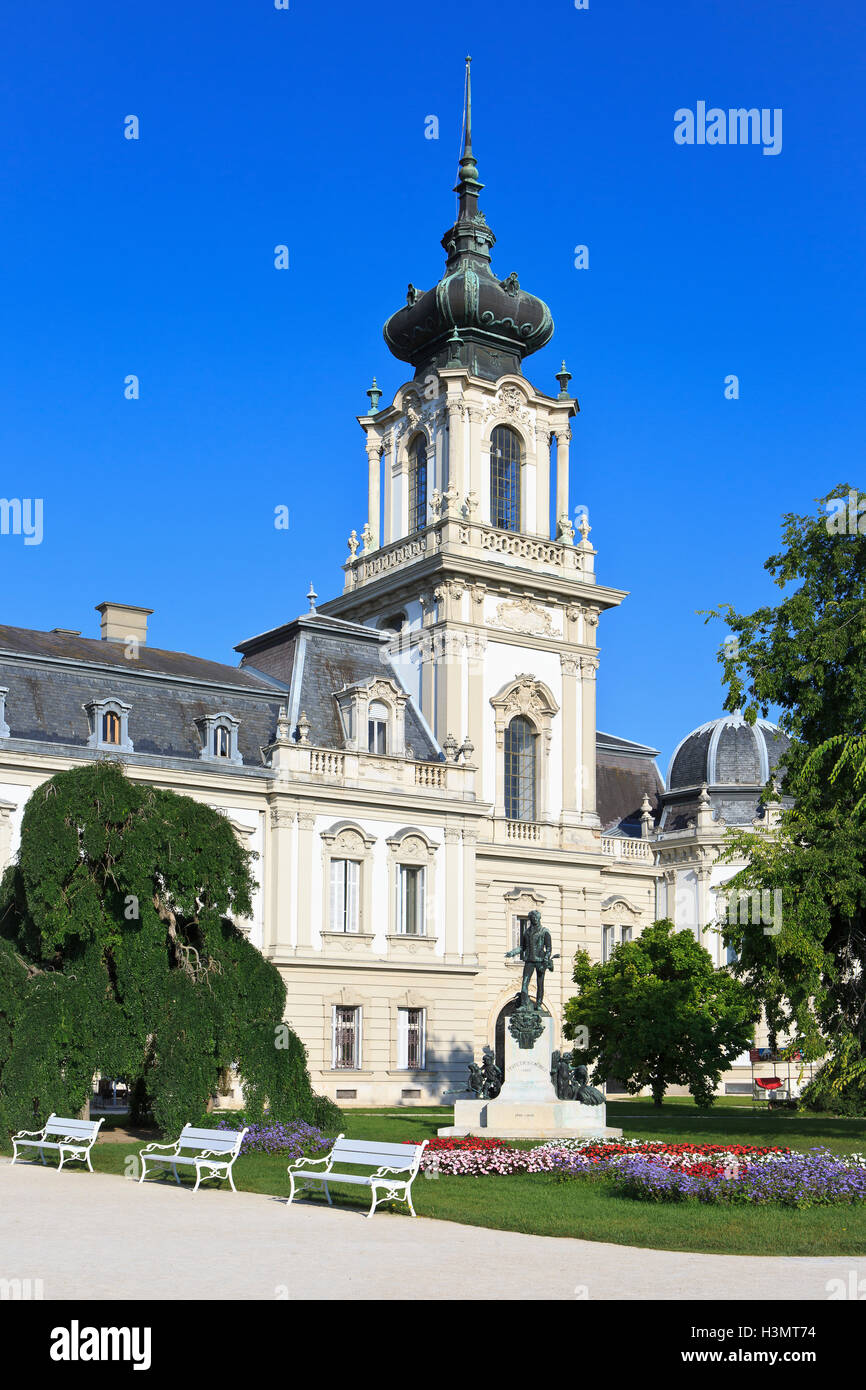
<box><xmin>5</xmin><ymin>1102</ymin><xmax>865</xmax><ymax>1256</ymax></box>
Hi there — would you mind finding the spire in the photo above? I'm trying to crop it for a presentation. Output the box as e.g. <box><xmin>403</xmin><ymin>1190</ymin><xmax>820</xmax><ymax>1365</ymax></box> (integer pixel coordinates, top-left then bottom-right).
<box><xmin>454</xmin><ymin>55</ymin><xmax>482</xmax><ymax>217</ymax></box>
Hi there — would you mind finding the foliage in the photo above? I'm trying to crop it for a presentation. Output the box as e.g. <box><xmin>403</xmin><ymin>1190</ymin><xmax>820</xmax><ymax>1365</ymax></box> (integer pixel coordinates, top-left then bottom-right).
<box><xmin>700</xmin><ymin>485</ymin><xmax>866</xmax><ymax>1057</ymax></box>
<box><xmin>562</xmin><ymin>920</ymin><xmax>758</xmax><ymax>1106</ymax></box>
<box><xmin>0</xmin><ymin>762</ymin><xmax>337</xmax><ymax>1138</ymax></box>
<box><xmin>608</xmin><ymin>1148</ymin><xmax>866</xmax><ymax>1207</ymax></box>
<box><xmin>800</xmin><ymin>1033</ymin><xmax>866</xmax><ymax>1117</ymax></box>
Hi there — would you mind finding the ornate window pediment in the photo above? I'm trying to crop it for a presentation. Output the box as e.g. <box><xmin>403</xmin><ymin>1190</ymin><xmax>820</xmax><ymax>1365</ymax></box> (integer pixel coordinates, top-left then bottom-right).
<box><xmin>600</xmin><ymin>894</ymin><xmax>643</xmax><ymax>919</ymax></box>
<box><xmin>334</xmin><ymin>676</ymin><xmax>409</xmax><ymax>757</ymax></box>
<box><xmin>195</xmin><ymin>712</ymin><xmax>243</xmax><ymax>766</ymax></box>
<box><xmin>490</xmin><ymin>674</ymin><xmax>559</xmax><ymax>745</ymax></box>
<box><xmin>84</xmin><ymin>697</ymin><xmax>133</xmax><ymax>754</ymax></box>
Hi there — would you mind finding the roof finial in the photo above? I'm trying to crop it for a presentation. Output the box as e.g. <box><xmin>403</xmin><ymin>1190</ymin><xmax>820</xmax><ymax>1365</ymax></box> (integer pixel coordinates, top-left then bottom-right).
<box><xmin>454</xmin><ymin>55</ymin><xmax>482</xmax><ymax>217</ymax></box>
<box><xmin>307</xmin><ymin>581</ymin><xmax>317</xmax><ymax>613</ymax></box>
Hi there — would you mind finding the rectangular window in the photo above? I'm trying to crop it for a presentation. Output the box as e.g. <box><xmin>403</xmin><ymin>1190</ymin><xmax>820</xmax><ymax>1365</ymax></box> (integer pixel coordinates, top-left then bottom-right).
<box><xmin>329</xmin><ymin>858</ymin><xmax>360</xmax><ymax>933</ymax></box>
<box><xmin>398</xmin><ymin>1007</ymin><xmax>426</xmax><ymax>1070</ymax></box>
<box><xmin>602</xmin><ymin>925</ymin><xmax>615</xmax><ymax>963</ymax></box>
<box><xmin>620</xmin><ymin>926</ymin><xmax>633</xmax><ymax>945</ymax></box>
<box><xmin>332</xmin><ymin>1005</ymin><xmax>360</xmax><ymax>1069</ymax></box>
<box><xmin>397</xmin><ymin>864</ymin><xmax>425</xmax><ymax>935</ymax></box>
<box><xmin>511</xmin><ymin>914</ymin><xmax>529</xmax><ymax>952</ymax></box>
<box><xmin>368</xmin><ymin>718</ymin><xmax>387</xmax><ymax>754</ymax></box>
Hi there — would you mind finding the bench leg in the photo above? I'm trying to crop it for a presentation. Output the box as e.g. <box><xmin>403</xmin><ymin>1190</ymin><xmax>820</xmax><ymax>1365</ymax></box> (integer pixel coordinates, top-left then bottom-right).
<box><xmin>406</xmin><ymin>1185</ymin><xmax>417</xmax><ymax>1218</ymax></box>
<box><xmin>227</xmin><ymin>1166</ymin><xmax>237</xmax><ymax>1193</ymax></box>
<box><xmin>86</xmin><ymin>1148</ymin><xmax>94</xmax><ymax>1173</ymax></box>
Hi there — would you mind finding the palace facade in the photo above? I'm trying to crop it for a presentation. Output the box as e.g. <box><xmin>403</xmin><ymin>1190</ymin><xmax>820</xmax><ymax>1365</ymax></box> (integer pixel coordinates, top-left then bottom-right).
<box><xmin>0</xmin><ymin>68</ymin><xmax>788</xmax><ymax>1103</ymax></box>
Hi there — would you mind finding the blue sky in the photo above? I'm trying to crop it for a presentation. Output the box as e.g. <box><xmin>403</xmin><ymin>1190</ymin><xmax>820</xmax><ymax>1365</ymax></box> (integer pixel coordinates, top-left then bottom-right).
<box><xmin>1</xmin><ymin>1</ymin><xmax>864</xmax><ymax>777</ymax></box>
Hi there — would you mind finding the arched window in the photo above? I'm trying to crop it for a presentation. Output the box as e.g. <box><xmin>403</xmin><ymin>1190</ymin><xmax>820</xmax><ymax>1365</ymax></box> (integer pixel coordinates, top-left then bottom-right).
<box><xmin>214</xmin><ymin>725</ymin><xmax>231</xmax><ymax>758</ymax></box>
<box><xmin>102</xmin><ymin>710</ymin><xmax>121</xmax><ymax>745</ymax></box>
<box><xmin>408</xmin><ymin>435</ymin><xmax>427</xmax><ymax>533</ymax></box>
<box><xmin>368</xmin><ymin>700</ymin><xmax>389</xmax><ymax>754</ymax></box>
<box><xmin>490</xmin><ymin>425</ymin><xmax>522</xmax><ymax>532</ymax></box>
<box><xmin>504</xmin><ymin>715</ymin><xmax>537</xmax><ymax>821</ymax></box>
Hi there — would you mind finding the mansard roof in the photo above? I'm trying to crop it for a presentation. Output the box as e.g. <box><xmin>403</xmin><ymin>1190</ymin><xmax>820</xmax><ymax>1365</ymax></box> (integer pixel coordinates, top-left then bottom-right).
<box><xmin>596</xmin><ymin>729</ymin><xmax>663</xmax><ymax>835</ymax></box>
<box><xmin>237</xmin><ymin>611</ymin><xmax>440</xmax><ymax>761</ymax></box>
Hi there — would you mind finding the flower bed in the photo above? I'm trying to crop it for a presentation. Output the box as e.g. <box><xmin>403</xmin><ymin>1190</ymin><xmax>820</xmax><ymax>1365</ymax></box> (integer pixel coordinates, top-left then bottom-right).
<box><xmin>405</xmin><ymin>1134</ymin><xmax>866</xmax><ymax>1203</ymax></box>
<box><xmin>213</xmin><ymin>1119</ymin><xmax>332</xmax><ymax>1158</ymax></box>
<box><xmin>608</xmin><ymin>1148</ymin><xmax>866</xmax><ymax>1207</ymax></box>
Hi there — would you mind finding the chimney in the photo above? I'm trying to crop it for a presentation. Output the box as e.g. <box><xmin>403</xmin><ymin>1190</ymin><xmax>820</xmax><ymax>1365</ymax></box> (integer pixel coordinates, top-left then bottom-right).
<box><xmin>95</xmin><ymin>602</ymin><xmax>153</xmax><ymax>646</ymax></box>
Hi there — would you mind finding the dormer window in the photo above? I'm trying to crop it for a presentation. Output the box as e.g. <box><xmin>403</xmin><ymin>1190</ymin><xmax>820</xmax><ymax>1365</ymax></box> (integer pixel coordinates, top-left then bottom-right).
<box><xmin>335</xmin><ymin>678</ymin><xmax>408</xmax><ymax>758</ymax></box>
<box><xmin>195</xmin><ymin>712</ymin><xmax>243</xmax><ymax>766</ymax></box>
<box><xmin>368</xmin><ymin>701</ymin><xmax>388</xmax><ymax>755</ymax></box>
<box><xmin>0</xmin><ymin>687</ymin><xmax>9</xmax><ymax>739</ymax></box>
<box><xmin>85</xmin><ymin>699</ymin><xmax>133</xmax><ymax>753</ymax></box>
<box><xmin>102</xmin><ymin>711</ymin><xmax>122</xmax><ymax>746</ymax></box>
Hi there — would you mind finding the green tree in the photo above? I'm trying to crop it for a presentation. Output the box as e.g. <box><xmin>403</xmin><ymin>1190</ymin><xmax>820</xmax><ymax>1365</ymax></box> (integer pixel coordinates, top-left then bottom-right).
<box><xmin>702</xmin><ymin>484</ymin><xmax>866</xmax><ymax>1060</ymax></box>
<box><xmin>563</xmin><ymin>920</ymin><xmax>758</xmax><ymax>1106</ymax></box>
<box><xmin>0</xmin><ymin>761</ymin><xmax>338</xmax><ymax>1137</ymax></box>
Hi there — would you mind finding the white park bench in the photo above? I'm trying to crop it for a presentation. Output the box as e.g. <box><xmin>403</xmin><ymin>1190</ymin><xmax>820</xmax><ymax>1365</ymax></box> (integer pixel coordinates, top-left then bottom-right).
<box><xmin>11</xmin><ymin>1113</ymin><xmax>104</xmax><ymax>1172</ymax></box>
<box><xmin>138</xmin><ymin>1124</ymin><xmax>249</xmax><ymax>1193</ymax></box>
<box><xmin>286</xmin><ymin>1133</ymin><xmax>429</xmax><ymax>1218</ymax></box>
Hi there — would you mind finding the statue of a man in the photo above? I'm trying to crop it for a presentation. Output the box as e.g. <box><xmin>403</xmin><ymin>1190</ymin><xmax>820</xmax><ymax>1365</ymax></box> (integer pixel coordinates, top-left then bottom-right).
<box><xmin>505</xmin><ymin>909</ymin><xmax>556</xmax><ymax>1009</ymax></box>
<box><xmin>481</xmin><ymin>1054</ymin><xmax>502</xmax><ymax>1099</ymax></box>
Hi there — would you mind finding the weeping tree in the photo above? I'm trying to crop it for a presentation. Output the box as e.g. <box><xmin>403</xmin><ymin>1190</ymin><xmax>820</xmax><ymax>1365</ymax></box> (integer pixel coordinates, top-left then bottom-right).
<box><xmin>0</xmin><ymin>761</ymin><xmax>337</xmax><ymax>1137</ymax></box>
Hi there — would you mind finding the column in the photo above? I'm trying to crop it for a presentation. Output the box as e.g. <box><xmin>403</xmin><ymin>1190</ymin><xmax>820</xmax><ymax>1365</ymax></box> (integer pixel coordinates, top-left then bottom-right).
<box><xmin>461</xmin><ymin>826</ymin><xmax>478</xmax><ymax>961</ymax></box>
<box><xmin>296</xmin><ymin>809</ymin><xmax>317</xmax><ymax>950</ymax></box>
<box><xmin>466</xmin><ymin>404</ymin><xmax>483</xmax><ymax>511</ymax></box>
<box><xmin>382</xmin><ymin>437</ymin><xmax>394</xmax><ymax>545</ymax></box>
<box><xmin>266</xmin><ymin>804</ymin><xmax>295</xmax><ymax>956</ymax></box>
<box><xmin>366</xmin><ymin>441</ymin><xmax>381</xmax><ymax>549</ymax></box>
<box><xmin>446</xmin><ymin>398</ymin><xmax>466</xmax><ymax>499</ymax></box>
<box><xmin>579</xmin><ymin>655</ymin><xmax>599</xmax><ymax>824</ymax></box>
<box><xmin>560</xmin><ymin>652</ymin><xmax>580</xmax><ymax>817</ymax></box>
<box><xmin>555</xmin><ymin>428</ymin><xmax>571</xmax><ymax>535</ymax></box>
<box><xmin>536</xmin><ymin>426</ymin><xmax>551</xmax><ymax>537</ymax></box>
<box><xmin>444</xmin><ymin>826</ymin><xmax>461</xmax><ymax>962</ymax></box>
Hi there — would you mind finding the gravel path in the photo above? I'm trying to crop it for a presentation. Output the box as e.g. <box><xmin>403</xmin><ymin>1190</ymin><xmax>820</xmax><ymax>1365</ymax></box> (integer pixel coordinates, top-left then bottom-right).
<box><xmin>1</xmin><ymin>1159</ymin><xmax>862</xmax><ymax>1301</ymax></box>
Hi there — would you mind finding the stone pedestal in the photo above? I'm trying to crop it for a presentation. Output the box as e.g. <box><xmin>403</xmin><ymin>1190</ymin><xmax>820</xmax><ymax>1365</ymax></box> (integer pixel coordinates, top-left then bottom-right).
<box><xmin>439</xmin><ymin>1014</ymin><xmax>622</xmax><ymax>1139</ymax></box>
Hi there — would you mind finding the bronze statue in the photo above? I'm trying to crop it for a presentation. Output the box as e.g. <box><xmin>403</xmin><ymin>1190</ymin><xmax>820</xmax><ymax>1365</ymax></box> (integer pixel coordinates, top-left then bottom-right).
<box><xmin>481</xmin><ymin>1053</ymin><xmax>502</xmax><ymax>1100</ymax></box>
<box><xmin>467</xmin><ymin>1063</ymin><xmax>485</xmax><ymax>1097</ymax></box>
<box><xmin>573</xmin><ymin>1064</ymin><xmax>605</xmax><ymax>1106</ymax></box>
<box><xmin>505</xmin><ymin>909</ymin><xmax>558</xmax><ymax>1009</ymax></box>
<box><xmin>555</xmin><ymin>1054</ymin><xmax>574</xmax><ymax>1100</ymax></box>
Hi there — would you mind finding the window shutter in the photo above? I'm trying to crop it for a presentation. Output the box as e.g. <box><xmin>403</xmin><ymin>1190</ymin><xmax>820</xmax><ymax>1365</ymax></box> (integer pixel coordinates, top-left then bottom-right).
<box><xmin>346</xmin><ymin>860</ymin><xmax>359</xmax><ymax>933</ymax></box>
<box><xmin>417</xmin><ymin>868</ymin><xmax>426</xmax><ymax>936</ymax></box>
<box><xmin>330</xmin><ymin>859</ymin><xmax>345</xmax><ymax>932</ymax></box>
<box><xmin>397</xmin><ymin>1008</ymin><xmax>408</xmax><ymax>1069</ymax></box>
<box><xmin>397</xmin><ymin>865</ymin><xmax>405</xmax><ymax>934</ymax></box>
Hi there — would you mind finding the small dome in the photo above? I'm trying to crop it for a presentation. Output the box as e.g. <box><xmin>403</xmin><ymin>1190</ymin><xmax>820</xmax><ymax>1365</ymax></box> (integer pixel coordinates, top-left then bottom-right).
<box><xmin>667</xmin><ymin>713</ymin><xmax>790</xmax><ymax>791</ymax></box>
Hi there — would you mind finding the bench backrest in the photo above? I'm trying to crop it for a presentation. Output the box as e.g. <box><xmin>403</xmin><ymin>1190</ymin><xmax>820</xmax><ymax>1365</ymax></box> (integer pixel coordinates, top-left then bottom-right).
<box><xmin>43</xmin><ymin>1115</ymin><xmax>103</xmax><ymax>1140</ymax></box>
<box><xmin>330</xmin><ymin>1137</ymin><xmax>428</xmax><ymax>1172</ymax></box>
<box><xmin>176</xmin><ymin>1125</ymin><xmax>247</xmax><ymax>1154</ymax></box>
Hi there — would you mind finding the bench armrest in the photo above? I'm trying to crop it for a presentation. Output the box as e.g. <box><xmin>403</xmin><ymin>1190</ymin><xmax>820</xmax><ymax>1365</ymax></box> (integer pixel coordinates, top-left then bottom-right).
<box><xmin>288</xmin><ymin>1155</ymin><xmax>331</xmax><ymax>1172</ymax></box>
<box><xmin>373</xmin><ymin>1165</ymin><xmax>409</xmax><ymax>1178</ymax></box>
<box><xmin>140</xmin><ymin>1141</ymin><xmax>179</xmax><ymax>1154</ymax></box>
<box><xmin>12</xmin><ymin>1128</ymin><xmax>46</xmax><ymax>1140</ymax></box>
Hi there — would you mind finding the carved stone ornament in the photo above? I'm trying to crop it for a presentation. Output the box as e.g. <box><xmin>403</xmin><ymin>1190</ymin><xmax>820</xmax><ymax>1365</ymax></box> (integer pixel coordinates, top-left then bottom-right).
<box><xmin>494</xmin><ymin>597</ymin><xmax>557</xmax><ymax>637</ymax></box>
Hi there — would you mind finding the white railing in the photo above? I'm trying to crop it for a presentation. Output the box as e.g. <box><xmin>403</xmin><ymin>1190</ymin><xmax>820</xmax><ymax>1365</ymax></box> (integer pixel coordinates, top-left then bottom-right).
<box><xmin>415</xmin><ymin>763</ymin><xmax>445</xmax><ymax>789</ymax></box>
<box><xmin>505</xmin><ymin>820</ymin><xmax>541</xmax><ymax>842</ymax></box>
<box><xmin>601</xmin><ymin>836</ymin><xmax>652</xmax><ymax>861</ymax></box>
<box><xmin>310</xmin><ymin>750</ymin><xmax>345</xmax><ymax>778</ymax></box>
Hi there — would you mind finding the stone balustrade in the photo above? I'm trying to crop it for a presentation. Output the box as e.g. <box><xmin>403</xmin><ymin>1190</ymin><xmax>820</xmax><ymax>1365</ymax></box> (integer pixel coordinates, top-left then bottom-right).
<box><xmin>268</xmin><ymin>741</ymin><xmax>475</xmax><ymax>799</ymax></box>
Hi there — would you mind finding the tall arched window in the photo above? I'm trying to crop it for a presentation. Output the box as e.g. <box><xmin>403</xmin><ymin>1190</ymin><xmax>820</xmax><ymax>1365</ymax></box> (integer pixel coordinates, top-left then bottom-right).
<box><xmin>490</xmin><ymin>425</ymin><xmax>522</xmax><ymax>532</ymax></box>
<box><xmin>408</xmin><ymin>435</ymin><xmax>427</xmax><ymax>533</ymax></box>
<box><xmin>504</xmin><ymin>715</ymin><xmax>537</xmax><ymax>821</ymax></box>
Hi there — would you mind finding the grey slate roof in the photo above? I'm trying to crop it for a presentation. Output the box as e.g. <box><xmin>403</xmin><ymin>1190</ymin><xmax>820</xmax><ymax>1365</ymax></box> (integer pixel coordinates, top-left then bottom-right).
<box><xmin>0</xmin><ymin>626</ymin><xmax>286</xmax><ymax>769</ymax></box>
<box><xmin>237</xmin><ymin>613</ymin><xmax>441</xmax><ymax>761</ymax></box>
<box><xmin>596</xmin><ymin>730</ymin><xmax>663</xmax><ymax>834</ymax></box>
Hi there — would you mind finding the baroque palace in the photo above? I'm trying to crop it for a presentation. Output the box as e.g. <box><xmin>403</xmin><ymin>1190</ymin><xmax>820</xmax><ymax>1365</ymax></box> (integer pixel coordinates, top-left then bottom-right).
<box><xmin>0</xmin><ymin>67</ymin><xmax>789</xmax><ymax>1104</ymax></box>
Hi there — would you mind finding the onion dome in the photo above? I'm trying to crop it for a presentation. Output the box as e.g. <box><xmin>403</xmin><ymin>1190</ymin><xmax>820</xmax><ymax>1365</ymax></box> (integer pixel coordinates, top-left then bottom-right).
<box><xmin>383</xmin><ymin>58</ymin><xmax>554</xmax><ymax>383</ymax></box>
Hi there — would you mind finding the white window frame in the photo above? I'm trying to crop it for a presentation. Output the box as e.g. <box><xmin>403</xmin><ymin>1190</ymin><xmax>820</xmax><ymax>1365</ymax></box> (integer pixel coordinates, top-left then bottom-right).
<box><xmin>196</xmin><ymin>712</ymin><xmax>243</xmax><ymax>766</ymax></box>
<box><xmin>397</xmin><ymin>862</ymin><xmax>426</xmax><ymax>936</ymax></box>
<box><xmin>329</xmin><ymin>857</ymin><xmax>360</xmax><ymax>934</ymax></box>
<box><xmin>397</xmin><ymin>1007</ymin><xmax>426</xmax><ymax>1071</ymax></box>
<box><xmin>331</xmin><ymin>1004</ymin><xmax>361</xmax><ymax>1070</ymax></box>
